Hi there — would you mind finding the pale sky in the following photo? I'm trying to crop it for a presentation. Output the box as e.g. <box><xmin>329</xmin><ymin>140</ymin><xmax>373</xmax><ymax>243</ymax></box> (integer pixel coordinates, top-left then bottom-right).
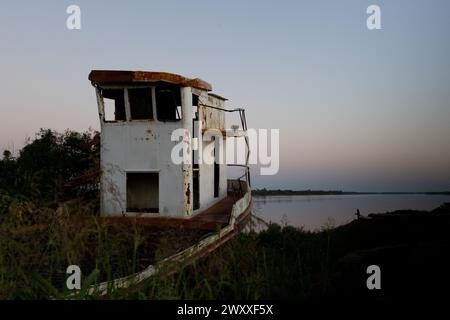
<box><xmin>1</xmin><ymin>0</ymin><xmax>449</xmax><ymax>191</ymax></box>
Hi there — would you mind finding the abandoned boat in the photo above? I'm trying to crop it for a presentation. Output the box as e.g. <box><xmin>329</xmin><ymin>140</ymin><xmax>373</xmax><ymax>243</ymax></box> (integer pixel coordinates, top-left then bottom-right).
<box><xmin>87</xmin><ymin>70</ymin><xmax>252</xmax><ymax>293</ymax></box>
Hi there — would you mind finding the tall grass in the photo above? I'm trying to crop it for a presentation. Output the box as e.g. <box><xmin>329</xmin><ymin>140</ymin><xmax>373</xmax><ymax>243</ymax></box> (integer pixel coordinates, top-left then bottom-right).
<box><xmin>0</xmin><ymin>197</ymin><xmax>213</xmax><ymax>299</ymax></box>
<box><xmin>0</xmin><ymin>197</ymin><xmax>334</xmax><ymax>300</ymax></box>
<box><xmin>122</xmin><ymin>224</ymin><xmax>333</xmax><ymax>300</ymax></box>
<box><xmin>3</xmin><ymin>201</ymin><xmax>449</xmax><ymax>300</ymax></box>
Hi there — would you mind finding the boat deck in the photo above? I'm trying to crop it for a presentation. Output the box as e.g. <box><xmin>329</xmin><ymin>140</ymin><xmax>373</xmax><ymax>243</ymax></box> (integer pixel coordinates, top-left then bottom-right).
<box><xmin>102</xmin><ymin>195</ymin><xmax>242</xmax><ymax>231</ymax></box>
<box><xmin>191</xmin><ymin>196</ymin><xmax>239</xmax><ymax>224</ymax></box>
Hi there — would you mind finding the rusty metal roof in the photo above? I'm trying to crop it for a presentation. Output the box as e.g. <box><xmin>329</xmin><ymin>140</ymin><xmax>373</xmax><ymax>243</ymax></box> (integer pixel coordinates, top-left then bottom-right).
<box><xmin>89</xmin><ymin>70</ymin><xmax>212</xmax><ymax>91</ymax></box>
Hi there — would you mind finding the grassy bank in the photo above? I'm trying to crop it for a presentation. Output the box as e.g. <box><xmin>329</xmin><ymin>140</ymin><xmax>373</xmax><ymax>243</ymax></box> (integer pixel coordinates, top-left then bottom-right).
<box><xmin>131</xmin><ymin>202</ymin><xmax>450</xmax><ymax>300</ymax></box>
<box><xmin>0</xmin><ymin>201</ymin><xmax>209</xmax><ymax>299</ymax></box>
<box><xmin>1</xmin><ymin>202</ymin><xmax>449</xmax><ymax>299</ymax></box>
<box><xmin>0</xmin><ymin>202</ymin><xmax>332</xmax><ymax>299</ymax></box>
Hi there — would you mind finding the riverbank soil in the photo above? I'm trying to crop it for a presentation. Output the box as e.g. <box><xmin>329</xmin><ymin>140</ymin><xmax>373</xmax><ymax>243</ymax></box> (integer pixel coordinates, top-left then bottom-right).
<box><xmin>328</xmin><ymin>203</ymin><xmax>450</xmax><ymax>299</ymax></box>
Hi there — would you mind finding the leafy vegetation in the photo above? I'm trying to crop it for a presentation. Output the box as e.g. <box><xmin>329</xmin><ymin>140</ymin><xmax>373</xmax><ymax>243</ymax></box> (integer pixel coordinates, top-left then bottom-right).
<box><xmin>0</xmin><ymin>128</ymin><xmax>100</xmax><ymax>208</ymax></box>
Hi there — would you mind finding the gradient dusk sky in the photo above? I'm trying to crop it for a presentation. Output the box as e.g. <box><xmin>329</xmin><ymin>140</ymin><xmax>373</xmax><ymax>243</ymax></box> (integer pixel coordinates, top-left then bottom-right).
<box><xmin>1</xmin><ymin>0</ymin><xmax>449</xmax><ymax>191</ymax></box>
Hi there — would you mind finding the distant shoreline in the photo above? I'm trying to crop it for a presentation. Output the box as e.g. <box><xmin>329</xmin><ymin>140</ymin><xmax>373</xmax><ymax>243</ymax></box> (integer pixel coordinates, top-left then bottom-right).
<box><xmin>251</xmin><ymin>189</ymin><xmax>450</xmax><ymax>196</ymax></box>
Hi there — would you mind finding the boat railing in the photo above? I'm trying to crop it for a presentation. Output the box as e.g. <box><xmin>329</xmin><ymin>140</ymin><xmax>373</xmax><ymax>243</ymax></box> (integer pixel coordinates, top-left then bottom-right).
<box><xmin>227</xmin><ymin>164</ymin><xmax>251</xmax><ymax>198</ymax></box>
<box><xmin>198</xmin><ymin>103</ymin><xmax>250</xmax><ymax>161</ymax></box>
<box><xmin>199</xmin><ymin>102</ymin><xmax>251</xmax><ymax>189</ymax></box>
<box><xmin>200</xmin><ymin>102</ymin><xmax>252</xmax><ymax>226</ymax></box>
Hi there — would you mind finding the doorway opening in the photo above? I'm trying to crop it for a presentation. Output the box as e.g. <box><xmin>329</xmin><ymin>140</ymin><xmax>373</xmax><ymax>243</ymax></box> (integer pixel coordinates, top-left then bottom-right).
<box><xmin>214</xmin><ymin>138</ymin><xmax>219</xmax><ymax>198</ymax></box>
<box><xmin>193</xmin><ymin>170</ymin><xmax>200</xmax><ymax>210</ymax></box>
<box><xmin>126</xmin><ymin>172</ymin><xmax>159</xmax><ymax>213</ymax></box>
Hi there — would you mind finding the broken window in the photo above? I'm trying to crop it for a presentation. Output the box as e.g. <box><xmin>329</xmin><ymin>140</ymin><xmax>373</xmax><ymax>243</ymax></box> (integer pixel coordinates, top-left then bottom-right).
<box><xmin>155</xmin><ymin>86</ymin><xmax>182</xmax><ymax>121</ymax></box>
<box><xmin>126</xmin><ymin>172</ymin><xmax>159</xmax><ymax>213</ymax></box>
<box><xmin>129</xmin><ymin>88</ymin><xmax>153</xmax><ymax>120</ymax></box>
<box><xmin>102</xmin><ymin>89</ymin><xmax>126</xmax><ymax>121</ymax></box>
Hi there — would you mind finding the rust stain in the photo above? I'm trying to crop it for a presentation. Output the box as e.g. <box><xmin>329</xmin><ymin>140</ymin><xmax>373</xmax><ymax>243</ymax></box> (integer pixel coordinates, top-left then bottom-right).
<box><xmin>184</xmin><ymin>181</ymin><xmax>191</xmax><ymax>215</ymax></box>
<box><xmin>185</xmin><ymin>184</ymin><xmax>191</xmax><ymax>205</ymax></box>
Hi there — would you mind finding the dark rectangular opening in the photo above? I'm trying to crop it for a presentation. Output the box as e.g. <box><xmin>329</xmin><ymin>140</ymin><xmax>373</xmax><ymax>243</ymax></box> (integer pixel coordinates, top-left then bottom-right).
<box><xmin>213</xmin><ymin>136</ymin><xmax>219</xmax><ymax>198</ymax></box>
<box><xmin>193</xmin><ymin>170</ymin><xmax>200</xmax><ymax>210</ymax></box>
<box><xmin>102</xmin><ymin>89</ymin><xmax>126</xmax><ymax>121</ymax></box>
<box><xmin>126</xmin><ymin>172</ymin><xmax>158</xmax><ymax>213</ymax></box>
<box><xmin>155</xmin><ymin>86</ymin><xmax>182</xmax><ymax>121</ymax></box>
<box><xmin>129</xmin><ymin>88</ymin><xmax>153</xmax><ymax>120</ymax></box>
<box><xmin>214</xmin><ymin>162</ymin><xmax>219</xmax><ymax>198</ymax></box>
<box><xmin>192</xmin><ymin>94</ymin><xmax>199</xmax><ymax>120</ymax></box>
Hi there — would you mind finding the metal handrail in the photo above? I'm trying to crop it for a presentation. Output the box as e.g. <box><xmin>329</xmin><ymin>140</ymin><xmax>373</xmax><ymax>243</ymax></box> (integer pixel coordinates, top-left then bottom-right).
<box><xmin>198</xmin><ymin>103</ymin><xmax>245</xmax><ymax>113</ymax></box>
<box><xmin>199</xmin><ymin>101</ymin><xmax>251</xmax><ymax>190</ymax></box>
<box><xmin>227</xmin><ymin>164</ymin><xmax>251</xmax><ymax>197</ymax></box>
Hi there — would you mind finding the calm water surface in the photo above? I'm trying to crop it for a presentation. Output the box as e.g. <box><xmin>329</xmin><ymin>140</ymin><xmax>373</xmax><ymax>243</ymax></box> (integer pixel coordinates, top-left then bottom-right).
<box><xmin>253</xmin><ymin>194</ymin><xmax>450</xmax><ymax>231</ymax></box>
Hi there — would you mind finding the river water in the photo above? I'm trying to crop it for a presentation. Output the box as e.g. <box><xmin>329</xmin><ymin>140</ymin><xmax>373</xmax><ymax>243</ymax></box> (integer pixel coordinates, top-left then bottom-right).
<box><xmin>252</xmin><ymin>194</ymin><xmax>450</xmax><ymax>231</ymax></box>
